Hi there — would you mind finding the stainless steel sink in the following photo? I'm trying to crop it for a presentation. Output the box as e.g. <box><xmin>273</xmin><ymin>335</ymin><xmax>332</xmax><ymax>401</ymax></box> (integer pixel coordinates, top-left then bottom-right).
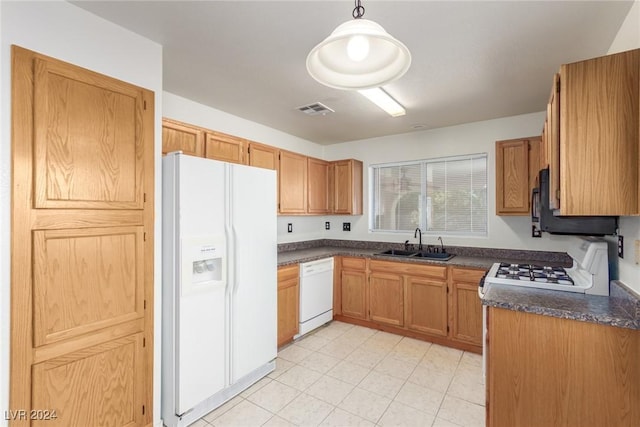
<box><xmin>378</xmin><ymin>249</ymin><xmax>418</xmax><ymax>257</ymax></box>
<box><xmin>377</xmin><ymin>249</ymin><xmax>455</xmax><ymax>261</ymax></box>
<box><xmin>412</xmin><ymin>251</ymin><xmax>455</xmax><ymax>261</ymax></box>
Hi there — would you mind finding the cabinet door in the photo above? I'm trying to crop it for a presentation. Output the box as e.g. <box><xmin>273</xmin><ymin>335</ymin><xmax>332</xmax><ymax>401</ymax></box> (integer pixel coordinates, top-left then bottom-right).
<box><xmin>205</xmin><ymin>131</ymin><xmax>246</xmax><ymax>164</ymax></box>
<box><xmin>495</xmin><ymin>139</ymin><xmax>530</xmax><ymax>215</ymax></box>
<box><xmin>162</xmin><ymin>119</ymin><xmax>205</xmax><ymax>157</ymax></box>
<box><xmin>369</xmin><ymin>271</ymin><xmax>404</xmax><ymax>326</ymax></box>
<box><xmin>307</xmin><ymin>157</ymin><xmax>330</xmax><ymax>214</ymax></box>
<box><xmin>279</xmin><ymin>150</ymin><xmax>308</xmax><ymax>214</ymax></box>
<box><xmin>488</xmin><ymin>308</ymin><xmax>640</xmax><ymax>427</ymax></box>
<box><xmin>450</xmin><ymin>268</ymin><xmax>484</xmax><ymax>345</ymax></box>
<box><xmin>248</xmin><ymin>142</ymin><xmax>278</xmax><ymax>170</ymax></box>
<box><xmin>549</xmin><ymin>73</ymin><xmax>561</xmax><ymax>210</ymax></box>
<box><xmin>496</xmin><ymin>137</ymin><xmax>541</xmax><ymax>216</ymax></box>
<box><xmin>406</xmin><ymin>276</ymin><xmax>447</xmax><ymax>336</ymax></box>
<box><xmin>277</xmin><ymin>265</ymin><xmax>299</xmax><ymax>347</ymax></box>
<box><xmin>341</xmin><ymin>269</ymin><xmax>367</xmax><ymax>320</ymax></box>
<box><xmin>333</xmin><ymin>159</ymin><xmax>363</xmax><ymax>215</ymax></box>
<box><xmin>13</xmin><ymin>46</ymin><xmax>154</xmax><ymax>426</ymax></box>
<box><xmin>560</xmin><ymin>50</ymin><xmax>639</xmax><ymax>215</ymax></box>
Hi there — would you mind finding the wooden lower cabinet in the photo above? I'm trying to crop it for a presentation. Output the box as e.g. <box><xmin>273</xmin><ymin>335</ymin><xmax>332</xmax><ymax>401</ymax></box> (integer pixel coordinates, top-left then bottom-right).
<box><xmin>406</xmin><ymin>275</ymin><xmax>448</xmax><ymax>337</ymax></box>
<box><xmin>487</xmin><ymin>307</ymin><xmax>640</xmax><ymax>427</ymax></box>
<box><xmin>449</xmin><ymin>267</ymin><xmax>485</xmax><ymax>346</ymax></box>
<box><xmin>340</xmin><ymin>258</ymin><xmax>368</xmax><ymax>320</ymax></box>
<box><xmin>369</xmin><ymin>271</ymin><xmax>404</xmax><ymax>327</ymax></box>
<box><xmin>277</xmin><ymin>265</ymin><xmax>299</xmax><ymax>347</ymax></box>
<box><xmin>335</xmin><ymin>257</ymin><xmax>484</xmax><ymax>353</ymax></box>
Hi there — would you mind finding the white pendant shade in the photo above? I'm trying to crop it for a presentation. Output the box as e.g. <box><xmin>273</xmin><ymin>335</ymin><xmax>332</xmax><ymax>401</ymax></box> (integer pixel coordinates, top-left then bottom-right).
<box><xmin>307</xmin><ymin>19</ymin><xmax>411</xmax><ymax>90</ymax></box>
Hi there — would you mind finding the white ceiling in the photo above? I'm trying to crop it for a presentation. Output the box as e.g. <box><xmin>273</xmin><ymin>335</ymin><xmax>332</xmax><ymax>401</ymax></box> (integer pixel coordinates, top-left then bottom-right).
<box><xmin>72</xmin><ymin>1</ymin><xmax>633</xmax><ymax>145</ymax></box>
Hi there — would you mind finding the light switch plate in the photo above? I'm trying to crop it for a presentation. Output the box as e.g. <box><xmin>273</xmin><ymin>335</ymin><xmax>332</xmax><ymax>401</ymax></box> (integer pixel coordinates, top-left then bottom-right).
<box><xmin>635</xmin><ymin>240</ymin><xmax>640</xmax><ymax>265</ymax></box>
<box><xmin>287</xmin><ymin>223</ymin><xmax>292</xmax><ymax>233</ymax></box>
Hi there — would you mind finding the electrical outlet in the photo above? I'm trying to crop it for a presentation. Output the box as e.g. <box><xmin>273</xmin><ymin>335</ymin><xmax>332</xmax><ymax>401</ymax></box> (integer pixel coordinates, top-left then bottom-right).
<box><xmin>287</xmin><ymin>223</ymin><xmax>293</xmax><ymax>233</ymax></box>
<box><xmin>342</xmin><ymin>222</ymin><xmax>351</xmax><ymax>231</ymax></box>
<box><xmin>531</xmin><ymin>224</ymin><xmax>541</xmax><ymax>238</ymax></box>
<box><xmin>618</xmin><ymin>235</ymin><xmax>624</xmax><ymax>258</ymax></box>
<box><xmin>325</xmin><ymin>221</ymin><xmax>330</xmax><ymax>230</ymax></box>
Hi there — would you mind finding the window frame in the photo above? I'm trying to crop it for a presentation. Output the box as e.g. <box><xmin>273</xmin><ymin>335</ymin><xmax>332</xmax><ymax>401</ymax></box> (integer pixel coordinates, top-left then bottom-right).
<box><xmin>369</xmin><ymin>153</ymin><xmax>488</xmax><ymax>237</ymax></box>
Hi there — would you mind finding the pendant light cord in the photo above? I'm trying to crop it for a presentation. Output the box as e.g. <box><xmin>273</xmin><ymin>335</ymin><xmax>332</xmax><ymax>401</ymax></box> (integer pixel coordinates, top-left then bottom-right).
<box><xmin>352</xmin><ymin>0</ymin><xmax>365</xmax><ymax>19</ymax></box>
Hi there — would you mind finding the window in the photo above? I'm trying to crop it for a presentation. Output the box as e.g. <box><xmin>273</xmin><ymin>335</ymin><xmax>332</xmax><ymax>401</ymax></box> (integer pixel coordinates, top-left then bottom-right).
<box><xmin>370</xmin><ymin>154</ymin><xmax>487</xmax><ymax>235</ymax></box>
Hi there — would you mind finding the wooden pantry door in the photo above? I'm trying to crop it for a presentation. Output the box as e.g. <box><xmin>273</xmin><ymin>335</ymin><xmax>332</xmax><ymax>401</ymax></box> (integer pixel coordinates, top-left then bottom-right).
<box><xmin>10</xmin><ymin>46</ymin><xmax>154</xmax><ymax>426</ymax></box>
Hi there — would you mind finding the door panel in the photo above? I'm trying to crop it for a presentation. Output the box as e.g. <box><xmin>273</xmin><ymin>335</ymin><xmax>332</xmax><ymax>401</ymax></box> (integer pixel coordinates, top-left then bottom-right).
<box><xmin>12</xmin><ymin>46</ymin><xmax>154</xmax><ymax>426</ymax></box>
<box><xmin>369</xmin><ymin>272</ymin><xmax>404</xmax><ymax>326</ymax></box>
<box><xmin>406</xmin><ymin>277</ymin><xmax>447</xmax><ymax>336</ymax></box>
<box><xmin>33</xmin><ymin>227</ymin><xmax>144</xmax><ymax>346</ymax></box>
<box><xmin>31</xmin><ymin>334</ymin><xmax>144</xmax><ymax>427</ymax></box>
<box><xmin>33</xmin><ymin>57</ymin><xmax>144</xmax><ymax>209</ymax></box>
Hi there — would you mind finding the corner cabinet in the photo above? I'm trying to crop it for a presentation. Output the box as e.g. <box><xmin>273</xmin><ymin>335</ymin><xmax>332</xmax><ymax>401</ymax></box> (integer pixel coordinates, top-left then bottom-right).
<box><xmin>487</xmin><ymin>308</ymin><xmax>640</xmax><ymax>426</ymax></box>
<box><xmin>332</xmin><ymin>159</ymin><xmax>363</xmax><ymax>215</ymax></box>
<box><xmin>277</xmin><ymin>264</ymin><xmax>299</xmax><ymax>348</ymax></box>
<box><xmin>307</xmin><ymin>157</ymin><xmax>330</xmax><ymax>214</ymax></box>
<box><xmin>545</xmin><ymin>48</ymin><xmax>640</xmax><ymax>216</ymax></box>
<box><xmin>495</xmin><ymin>137</ymin><xmax>541</xmax><ymax>215</ymax></box>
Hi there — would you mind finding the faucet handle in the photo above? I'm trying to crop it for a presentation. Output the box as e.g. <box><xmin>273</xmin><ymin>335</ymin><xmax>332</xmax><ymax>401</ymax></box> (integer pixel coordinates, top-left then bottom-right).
<box><xmin>404</xmin><ymin>240</ymin><xmax>410</xmax><ymax>250</ymax></box>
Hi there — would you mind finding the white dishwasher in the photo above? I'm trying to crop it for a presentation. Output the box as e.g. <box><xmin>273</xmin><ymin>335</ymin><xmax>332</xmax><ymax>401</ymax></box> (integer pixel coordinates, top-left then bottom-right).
<box><xmin>297</xmin><ymin>257</ymin><xmax>334</xmax><ymax>337</ymax></box>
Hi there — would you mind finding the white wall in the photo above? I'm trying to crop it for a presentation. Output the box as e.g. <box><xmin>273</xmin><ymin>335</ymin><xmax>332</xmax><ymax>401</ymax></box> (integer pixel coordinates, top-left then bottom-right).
<box><xmin>0</xmin><ymin>2</ymin><xmax>163</xmax><ymax>426</ymax></box>
<box><xmin>608</xmin><ymin>0</ymin><xmax>640</xmax><ymax>294</ymax></box>
<box><xmin>162</xmin><ymin>92</ymin><xmax>329</xmax><ymax>243</ymax></box>
<box><xmin>323</xmin><ymin>112</ymin><xmax>578</xmax><ymax>252</ymax></box>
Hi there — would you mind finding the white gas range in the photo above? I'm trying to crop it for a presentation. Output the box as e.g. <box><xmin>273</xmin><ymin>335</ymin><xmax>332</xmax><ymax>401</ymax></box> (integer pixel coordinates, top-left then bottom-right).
<box><xmin>480</xmin><ymin>236</ymin><xmax>610</xmax><ymax>297</ymax></box>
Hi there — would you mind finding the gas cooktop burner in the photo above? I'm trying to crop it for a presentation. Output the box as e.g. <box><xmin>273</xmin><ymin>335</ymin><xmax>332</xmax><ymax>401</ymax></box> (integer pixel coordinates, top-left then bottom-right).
<box><xmin>495</xmin><ymin>263</ymin><xmax>574</xmax><ymax>286</ymax></box>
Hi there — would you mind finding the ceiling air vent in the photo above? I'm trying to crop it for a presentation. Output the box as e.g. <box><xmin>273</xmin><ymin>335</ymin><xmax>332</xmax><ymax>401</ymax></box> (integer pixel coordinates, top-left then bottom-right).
<box><xmin>297</xmin><ymin>102</ymin><xmax>334</xmax><ymax>116</ymax></box>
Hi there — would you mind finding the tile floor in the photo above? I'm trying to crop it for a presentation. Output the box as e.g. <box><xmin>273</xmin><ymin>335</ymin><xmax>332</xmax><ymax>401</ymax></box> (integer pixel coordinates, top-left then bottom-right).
<box><xmin>190</xmin><ymin>321</ymin><xmax>485</xmax><ymax>427</ymax></box>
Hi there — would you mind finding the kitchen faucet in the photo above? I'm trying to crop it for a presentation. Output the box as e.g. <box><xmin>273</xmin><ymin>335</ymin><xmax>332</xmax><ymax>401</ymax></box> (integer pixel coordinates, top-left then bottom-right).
<box><xmin>414</xmin><ymin>228</ymin><xmax>423</xmax><ymax>251</ymax></box>
<box><xmin>437</xmin><ymin>236</ymin><xmax>444</xmax><ymax>253</ymax></box>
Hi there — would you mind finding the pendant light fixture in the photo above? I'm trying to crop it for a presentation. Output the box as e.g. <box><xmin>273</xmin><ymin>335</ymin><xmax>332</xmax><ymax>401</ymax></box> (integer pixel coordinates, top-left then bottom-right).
<box><xmin>306</xmin><ymin>0</ymin><xmax>411</xmax><ymax>90</ymax></box>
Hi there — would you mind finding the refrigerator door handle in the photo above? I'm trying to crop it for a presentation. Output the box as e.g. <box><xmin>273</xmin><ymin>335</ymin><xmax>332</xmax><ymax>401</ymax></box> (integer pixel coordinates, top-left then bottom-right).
<box><xmin>231</xmin><ymin>224</ymin><xmax>239</xmax><ymax>294</ymax></box>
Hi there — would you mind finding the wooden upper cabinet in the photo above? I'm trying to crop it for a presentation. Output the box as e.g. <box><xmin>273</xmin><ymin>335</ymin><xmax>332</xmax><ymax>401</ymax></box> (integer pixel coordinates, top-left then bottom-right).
<box><xmin>495</xmin><ymin>137</ymin><xmax>541</xmax><ymax>215</ymax></box>
<box><xmin>162</xmin><ymin>119</ymin><xmax>205</xmax><ymax>157</ymax></box>
<box><xmin>279</xmin><ymin>150</ymin><xmax>308</xmax><ymax>214</ymax></box>
<box><xmin>557</xmin><ymin>49</ymin><xmax>639</xmax><ymax>215</ymax></box>
<box><xmin>333</xmin><ymin>159</ymin><xmax>363</xmax><ymax>215</ymax></box>
<box><xmin>205</xmin><ymin>131</ymin><xmax>247</xmax><ymax>164</ymax></box>
<box><xmin>548</xmin><ymin>73</ymin><xmax>560</xmax><ymax>210</ymax></box>
<box><xmin>248</xmin><ymin>141</ymin><xmax>278</xmax><ymax>170</ymax></box>
<box><xmin>307</xmin><ymin>157</ymin><xmax>330</xmax><ymax>214</ymax></box>
<box><xmin>33</xmin><ymin>57</ymin><xmax>146</xmax><ymax>209</ymax></box>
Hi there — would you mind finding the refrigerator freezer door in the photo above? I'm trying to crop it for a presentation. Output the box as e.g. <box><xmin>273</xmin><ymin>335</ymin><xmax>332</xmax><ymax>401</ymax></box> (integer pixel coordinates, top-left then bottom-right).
<box><xmin>173</xmin><ymin>155</ymin><xmax>228</xmax><ymax>415</ymax></box>
<box><xmin>229</xmin><ymin>163</ymin><xmax>278</xmax><ymax>383</ymax></box>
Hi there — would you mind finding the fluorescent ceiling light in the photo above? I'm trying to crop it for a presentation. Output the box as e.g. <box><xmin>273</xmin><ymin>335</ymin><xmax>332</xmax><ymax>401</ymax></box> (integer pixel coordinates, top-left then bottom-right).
<box><xmin>359</xmin><ymin>88</ymin><xmax>406</xmax><ymax>117</ymax></box>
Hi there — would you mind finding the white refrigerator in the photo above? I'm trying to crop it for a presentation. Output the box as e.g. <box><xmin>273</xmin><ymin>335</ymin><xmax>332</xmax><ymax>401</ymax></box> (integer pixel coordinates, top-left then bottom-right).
<box><xmin>162</xmin><ymin>153</ymin><xmax>277</xmax><ymax>427</ymax></box>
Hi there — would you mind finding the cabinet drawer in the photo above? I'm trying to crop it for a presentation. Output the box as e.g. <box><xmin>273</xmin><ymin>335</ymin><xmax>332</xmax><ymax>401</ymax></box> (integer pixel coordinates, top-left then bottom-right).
<box><xmin>278</xmin><ymin>264</ymin><xmax>299</xmax><ymax>284</ymax></box>
<box><xmin>369</xmin><ymin>260</ymin><xmax>447</xmax><ymax>279</ymax></box>
<box><xmin>451</xmin><ymin>267</ymin><xmax>486</xmax><ymax>283</ymax></box>
<box><xmin>341</xmin><ymin>257</ymin><xmax>366</xmax><ymax>270</ymax></box>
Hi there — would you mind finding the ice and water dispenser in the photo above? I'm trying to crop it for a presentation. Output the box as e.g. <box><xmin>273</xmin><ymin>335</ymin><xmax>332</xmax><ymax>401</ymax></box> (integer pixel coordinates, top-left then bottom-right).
<box><xmin>181</xmin><ymin>237</ymin><xmax>226</xmax><ymax>296</ymax></box>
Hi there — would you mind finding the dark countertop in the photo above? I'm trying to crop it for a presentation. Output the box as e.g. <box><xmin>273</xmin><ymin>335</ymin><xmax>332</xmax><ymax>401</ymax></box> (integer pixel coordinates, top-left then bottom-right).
<box><xmin>277</xmin><ymin>240</ymin><xmax>639</xmax><ymax>331</ymax></box>
<box><xmin>278</xmin><ymin>246</ymin><xmax>525</xmax><ymax>270</ymax></box>
<box><xmin>482</xmin><ymin>281</ymin><xmax>640</xmax><ymax>330</ymax></box>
